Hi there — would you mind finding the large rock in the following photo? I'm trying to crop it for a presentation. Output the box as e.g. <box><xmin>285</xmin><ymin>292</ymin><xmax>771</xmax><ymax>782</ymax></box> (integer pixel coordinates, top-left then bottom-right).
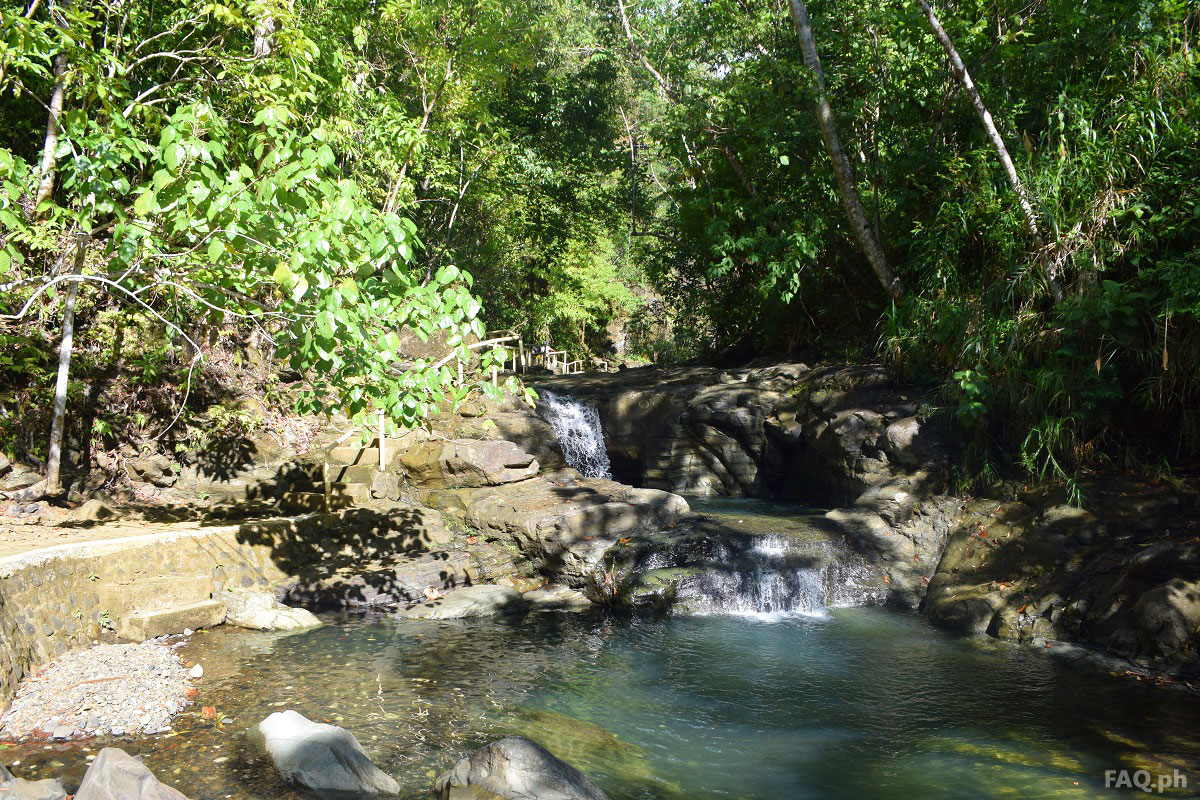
<box><xmin>426</xmin><ymin>471</ymin><xmax>689</xmax><ymax>586</ymax></box>
<box><xmin>401</xmin><ymin>440</ymin><xmax>539</xmax><ymax>488</ymax></box>
<box><xmin>224</xmin><ymin>589</ymin><xmax>322</xmax><ymax>631</ymax></box>
<box><xmin>247</xmin><ymin>710</ymin><xmax>400</xmax><ymax>795</ymax></box>
<box><xmin>74</xmin><ymin>748</ymin><xmax>189</xmax><ymax>800</ymax></box>
<box><xmin>1134</xmin><ymin>579</ymin><xmax>1200</xmax><ymax>656</ymax></box>
<box><xmin>435</xmin><ymin>736</ymin><xmax>609</xmax><ymax>800</ymax></box>
<box><xmin>536</xmin><ymin>363</ymin><xmax>945</xmax><ymax>507</ymax></box>
<box><xmin>922</xmin><ymin>486</ymin><xmax>1200</xmax><ymax>673</ymax></box>
<box><xmin>0</xmin><ymin>764</ymin><xmax>66</xmax><ymax>800</ymax></box>
<box><xmin>398</xmin><ymin>584</ymin><xmax>526</xmax><ymax>619</ymax></box>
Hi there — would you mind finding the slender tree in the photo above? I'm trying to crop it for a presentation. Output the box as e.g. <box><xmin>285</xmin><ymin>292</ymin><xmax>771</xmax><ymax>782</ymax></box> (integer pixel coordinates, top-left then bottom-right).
<box><xmin>915</xmin><ymin>0</ymin><xmax>1061</xmax><ymax>300</ymax></box>
<box><xmin>43</xmin><ymin>234</ymin><xmax>86</xmax><ymax>495</ymax></box>
<box><xmin>787</xmin><ymin>0</ymin><xmax>902</xmax><ymax>298</ymax></box>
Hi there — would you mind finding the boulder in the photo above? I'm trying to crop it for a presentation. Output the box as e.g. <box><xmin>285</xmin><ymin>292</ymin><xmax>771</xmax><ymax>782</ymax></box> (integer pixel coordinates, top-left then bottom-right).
<box><xmin>883</xmin><ymin>416</ymin><xmax>947</xmax><ymax>468</ymax></box>
<box><xmin>247</xmin><ymin>710</ymin><xmax>400</xmax><ymax>795</ymax></box>
<box><xmin>127</xmin><ymin>454</ymin><xmax>178</xmax><ymax>488</ymax></box>
<box><xmin>1134</xmin><ymin>579</ymin><xmax>1200</xmax><ymax>656</ymax></box>
<box><xmin>435</xmin><ymin>736</ymin><xmax>609</xmax><ymax>800</ymax></box>
<box><xmin>428</xmin><ymin>472</ymin><xmax>690</xmax><ymax>586</ymax></box>
<box><xmin>524</xmin><ymin>586</ymin><xmax>592</xmax><ymax>611</ymax></box>
<box><xmin>224</xmin><ymin>589</ymin><xmax>322</xmax><ymax>631</ymax></box>
<box><xmin>398</xmin><ymin>584</ymin><xmax>527</xmax><ymax>619</ymax></box>
<box><xmin>401</xmin><ymin>440</ymin><xmax>539</xmax><ymax>488</ymax></box>
<box><xmin>0</xmin><ymin>764</ymin><xmax>66</xmax><ymax>800</ymax></box>
<box><xmin>63</xmin><ymin>498</ymin><xmax>116</xmax><ymax>524</ymax></box>
<box><xmin>74</xmin><ymin>748</ymin><xmax>189</xmax><ymax>800</ymax></box>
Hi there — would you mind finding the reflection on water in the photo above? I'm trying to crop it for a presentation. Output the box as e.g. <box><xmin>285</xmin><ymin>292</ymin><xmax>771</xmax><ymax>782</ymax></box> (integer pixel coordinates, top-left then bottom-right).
<box><xmin>3</xmin><ymin>608</ymin><xmax>1198</xmax><ymax>799</ymax></box>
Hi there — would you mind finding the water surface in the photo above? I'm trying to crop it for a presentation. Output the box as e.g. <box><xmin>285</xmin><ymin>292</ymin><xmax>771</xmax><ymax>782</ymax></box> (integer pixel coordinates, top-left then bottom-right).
<box><xmin>5</xmin><ymin>608</ymin><xmax>1197</xmax><ymax>799</ymax></box>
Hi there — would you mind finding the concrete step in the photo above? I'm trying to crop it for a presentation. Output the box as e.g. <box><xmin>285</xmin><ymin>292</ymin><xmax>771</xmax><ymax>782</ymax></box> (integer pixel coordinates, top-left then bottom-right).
<box><xmin>327</xmin><ymin>446</ymin><xmax>383</xmax><ymax>466</ymax></box>
<box><xmin>327</xmin><ymin>463</ymin><xmax>377</xmax><ymax>485</ymax></box>
<box><xmin>98</xmin><ymin>574</ymin><xmax>212</xmax><ymax>614</ymax></box>
<box><xmin>327</xmin><ymin>437</ymin><xmax>407</xmax><ymax>466</ymax></box>
<box><xmin>329</xmin><ymin>482</ymin><xmax>372</xmax><ymax>504</ymax></box>
<box><xmin>117</xmin><ymin>599</ymin><xmax>227</xmax><ymax>641</ymax></box>
<box><xmin>278</xmin><ymin>491</ymin><xmax>353</xmax><ymax>513</ymax></box>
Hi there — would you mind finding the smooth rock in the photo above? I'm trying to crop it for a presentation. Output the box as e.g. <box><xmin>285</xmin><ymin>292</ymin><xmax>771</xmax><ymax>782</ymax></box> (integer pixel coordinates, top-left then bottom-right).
<box><xmin>398</xmin><ymin>585</ymin><xmax>527</xmax><ymax>620</ymax></box>
<box><xmin>247</xmin><ymin>710</ymin><xmax>400</xmax><ymax>795</ymax></box>
<box><xmin>524</xmin><ymin>586</ymin><xmax>592</xmax><ymax>611</ymax></box>
<box><xmin>74</xmin><ymin>748</ymin><xmax>189</xmax><ymax>800</ymax></box>
<box><xmin>190</xmin><ymin>664</ymin><xmax>204</xmax><ymax>679</ymax></box>
<box><xmin>0</xmin><ymin>764</ymin><xmax>67</xmax><ymax>800</ymax></box>
<box><xmin>224</xmin><ymin>589</ymin><xmax>322</xmax><ymax>631</ymax></box>
<box><xmin>1134</xmin><ymin>579</ymin><xmax>1200</xmax><ymax>656</ymax></box>
<box><xmin>401</xmin><ymin>439</ymin><xmax>539</xmax><ymax>488</ymax></box>
<box><xmin>64</xmin><ymin>498</ymin><xmax>116</xmax><ymax>524</ymax></box>
<box><xmin>436</xmin><ymin>736</ymin><xmax>609</xmax><ymax>800</ymax></box>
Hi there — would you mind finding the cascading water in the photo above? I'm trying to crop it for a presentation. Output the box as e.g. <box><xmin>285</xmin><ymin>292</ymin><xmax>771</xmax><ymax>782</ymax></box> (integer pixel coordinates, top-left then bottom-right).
<box><xmin>620</xmin><ymin>498</ymin><xmax>887</xmax><ymax>617</ymax></box>
<box><xmin>537</xmin><ymin>391</ymin><xmax>612</xmax><ymax>479</ymax></box>
<box><xmin>687</xmin><ymin>535</ymin><xmax>881</xmax><ymax>616</ymax></box>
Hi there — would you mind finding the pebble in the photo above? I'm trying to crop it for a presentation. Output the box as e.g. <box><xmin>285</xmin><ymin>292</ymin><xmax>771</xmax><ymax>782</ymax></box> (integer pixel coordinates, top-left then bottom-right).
<box><xmin>0</xmin><ymin>642</ymin><xmax>195</xmax><ymax>741</ymax></box>
<box><xmin>190</xmin><ymin>664</ymin><xmax>204</xmax><ymax>679</ymax></box>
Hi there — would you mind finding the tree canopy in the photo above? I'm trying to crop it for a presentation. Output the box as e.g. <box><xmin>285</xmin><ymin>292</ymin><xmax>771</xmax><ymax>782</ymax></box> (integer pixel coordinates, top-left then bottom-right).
<box><xmin>2</xmin><ymin>0</ymin><xmax>1197</xmax><ymax>494</ymax></box>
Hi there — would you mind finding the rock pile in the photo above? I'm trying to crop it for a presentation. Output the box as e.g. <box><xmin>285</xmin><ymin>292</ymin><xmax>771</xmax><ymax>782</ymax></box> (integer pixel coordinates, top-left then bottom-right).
<box><xmin>0</xmin><ymin>642</ymin><xmax>194</xmax><ymax>740</ymax></box>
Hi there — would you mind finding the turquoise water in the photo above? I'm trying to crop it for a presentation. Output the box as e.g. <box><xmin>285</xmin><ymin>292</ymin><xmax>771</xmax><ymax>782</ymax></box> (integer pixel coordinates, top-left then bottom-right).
<box><xmin>6</xmin><ymin>607</ymin><xmax>1197</xmax><ymax>799</ymax></box>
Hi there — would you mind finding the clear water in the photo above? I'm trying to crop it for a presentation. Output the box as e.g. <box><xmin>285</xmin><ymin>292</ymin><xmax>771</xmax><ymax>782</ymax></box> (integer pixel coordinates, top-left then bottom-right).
<box><xmin>6</xmin><ymin>609</ymin><xmax>1198</xmax><ymax>799</ymax></box>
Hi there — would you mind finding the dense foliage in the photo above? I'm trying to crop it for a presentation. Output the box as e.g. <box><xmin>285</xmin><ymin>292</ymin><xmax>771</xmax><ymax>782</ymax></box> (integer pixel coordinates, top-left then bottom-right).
<box><xmin>1</xmin><ymin>0</ymin><xmax>1197</xmax><ymax>493</ymax></box>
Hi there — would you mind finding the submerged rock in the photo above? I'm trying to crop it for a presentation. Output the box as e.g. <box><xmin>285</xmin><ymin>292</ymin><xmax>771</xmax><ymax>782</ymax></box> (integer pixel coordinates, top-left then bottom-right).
<box><xmin>74</xmin><ymin>748</ymin><xmax>189</xmax><ymax>800</ymax></box>
<box><xmin>435</xmin><ymin>735</ymin><xmax>609</xmax><ymax>800</ymax></box>
<box><xmin>247</xmin><ymin>710</ymin><xmax>400</xmax><ymax>795</ymax></box>
<box><xmin>0</xmin><ymin>764</ymin><xmax>66</xmax><ymax>800</ymax></box>
<box><xmin>524</xmin><ymin>586</ymin><xmax>592</xmax><ymax>611</ymax></box>
<box><xmin>398</xmin><ymin>584</ymin><xmax>527</xmax><ymax>619</ymax></box>
<box><xmin>223</xmin><ymin>589</ymin><xmax>322</xmax><ymax>631</ymax></box>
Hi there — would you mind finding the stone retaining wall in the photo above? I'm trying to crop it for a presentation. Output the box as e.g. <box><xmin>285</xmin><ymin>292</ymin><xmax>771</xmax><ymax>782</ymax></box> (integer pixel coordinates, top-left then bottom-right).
<box><xmin>0</xmin><ymin>516</ymin><xmax>313</xmax><ymax>714</ymax></box>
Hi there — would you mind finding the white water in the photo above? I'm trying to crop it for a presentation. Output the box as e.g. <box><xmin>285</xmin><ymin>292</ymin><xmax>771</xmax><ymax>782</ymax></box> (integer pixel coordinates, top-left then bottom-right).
<box><xmin>685</xmin><ymin>533</ymin><xmax>884</xmax><ymax>617</ymax></box>
<box><xmin>537</xmin><ymin>391</ymin><xmax>612</xmax><ymax>479</ymax></box>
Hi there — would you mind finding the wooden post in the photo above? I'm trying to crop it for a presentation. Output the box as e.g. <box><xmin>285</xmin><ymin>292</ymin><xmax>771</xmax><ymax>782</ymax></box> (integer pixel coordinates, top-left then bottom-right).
<box><xmin>377</xmin><ymin>410</ymin><xmax>386</xmax><ymax>471</ymax></box>
<box><xmin>491</xmin><ymin>365</ymin><xmax>498</xmax><ymax>386</ymax></box>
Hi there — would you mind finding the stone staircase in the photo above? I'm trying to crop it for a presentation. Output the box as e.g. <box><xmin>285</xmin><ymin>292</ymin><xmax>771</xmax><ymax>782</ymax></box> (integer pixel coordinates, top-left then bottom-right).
<box><xmin>98</xmin><ymin>574</ymin><xmax>226</xmax><ymax>641</ymax></box>
<box><xmin>277</xmin><ymin>437</ymin><xmax>409</xmax><ymax>513</ymax></box>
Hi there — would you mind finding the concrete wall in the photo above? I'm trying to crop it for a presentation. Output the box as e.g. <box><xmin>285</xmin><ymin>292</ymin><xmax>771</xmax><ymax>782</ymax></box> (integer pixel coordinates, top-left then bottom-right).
<box><xmin>0</xmin><ymin>517</ymin><xmax>308</xmax><ymax>714</ymax></box>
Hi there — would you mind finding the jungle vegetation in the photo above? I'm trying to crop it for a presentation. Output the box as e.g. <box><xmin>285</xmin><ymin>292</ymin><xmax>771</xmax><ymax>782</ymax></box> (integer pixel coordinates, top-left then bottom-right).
<box><xmin>1</xmin><ymin>0</ymin><xmax>1197</xmax><ymax>495</ymax></box>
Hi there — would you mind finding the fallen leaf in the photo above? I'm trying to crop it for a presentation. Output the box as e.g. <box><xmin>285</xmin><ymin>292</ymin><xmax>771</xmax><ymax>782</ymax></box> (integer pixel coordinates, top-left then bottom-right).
<box><xmin>201</xmin><ymin>707</ymin><xmax>216</xmax><ymax>719</ymax></box>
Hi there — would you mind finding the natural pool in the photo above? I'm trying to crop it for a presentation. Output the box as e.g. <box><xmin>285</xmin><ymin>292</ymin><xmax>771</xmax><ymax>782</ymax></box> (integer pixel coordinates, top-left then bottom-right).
<box><xmin>5</xmin><ymin>606</ymin><xmax>1199</xmax><ymax>799</ymax></box>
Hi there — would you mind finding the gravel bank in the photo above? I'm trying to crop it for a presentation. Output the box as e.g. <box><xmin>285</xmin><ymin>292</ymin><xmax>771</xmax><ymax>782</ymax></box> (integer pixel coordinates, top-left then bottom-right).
<box><xmin>0</xmin><ymin>641</ymin><xmax>194</xmax><ymax>740</ymax></box>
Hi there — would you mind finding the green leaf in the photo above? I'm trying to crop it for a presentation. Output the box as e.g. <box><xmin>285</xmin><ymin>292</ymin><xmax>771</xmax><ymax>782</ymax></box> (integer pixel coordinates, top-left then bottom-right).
<box><xmin>134</xmin><ymin>190</ymin><xmax>156</xmax><ymax>216</ymax></box>
<box><xmin>207</xmin><ymin>238</ymin><xmax>224</xmax><ymax>262</ymax></box>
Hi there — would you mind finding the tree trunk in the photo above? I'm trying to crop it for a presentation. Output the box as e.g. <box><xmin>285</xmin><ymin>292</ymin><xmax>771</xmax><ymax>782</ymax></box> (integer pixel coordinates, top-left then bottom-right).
<box><xmin>384</xmin><ymin>58</ymin><xmax>453</xmax><ymax>215</ymax></box>
<box><xmin>44</xmin><ymin>234</ymin><xmax>86</xmax><ymax>495</ymax></box>
<box><xmin>788</xmin><ymin>0</ymin><xmax>901</xmax><ymax>299</ymax></box>
<box><xmin>33</xmin><ymin>49</ymin><xmax>67</xmax><ymax>211</ymax></box>
<box><xmin>916</xmin><ymin>0</ymin><xmax>1061</xmax><ymax>300</ymax></box>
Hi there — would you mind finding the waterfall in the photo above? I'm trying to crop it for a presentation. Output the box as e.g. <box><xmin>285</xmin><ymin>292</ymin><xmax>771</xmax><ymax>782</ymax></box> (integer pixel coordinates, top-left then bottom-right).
<box><xmin>646</xmin><ymin>533</ymin><xmax>884</xmax><ymax>618</ymax></box>
<box><xmin>537</xmin><ymin>391</ymin><xmax>612</xmax><ymax>479</ymax></box>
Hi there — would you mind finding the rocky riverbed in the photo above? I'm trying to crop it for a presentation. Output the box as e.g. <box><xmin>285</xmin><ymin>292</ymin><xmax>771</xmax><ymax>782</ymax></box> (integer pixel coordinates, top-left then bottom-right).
<box><xmin>0</xmin><ymin>640</ymin><xmax>196</xmax><ymax>740</ymax></box>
